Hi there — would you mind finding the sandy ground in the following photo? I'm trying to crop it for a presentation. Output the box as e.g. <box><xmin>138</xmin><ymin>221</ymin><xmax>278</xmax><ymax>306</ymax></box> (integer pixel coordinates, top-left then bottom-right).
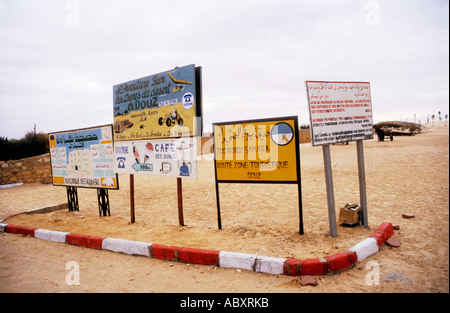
<box><xmin>0</xmin><ymin>122</ymin><xmax>448</xmax><ymax>293</ymax></box>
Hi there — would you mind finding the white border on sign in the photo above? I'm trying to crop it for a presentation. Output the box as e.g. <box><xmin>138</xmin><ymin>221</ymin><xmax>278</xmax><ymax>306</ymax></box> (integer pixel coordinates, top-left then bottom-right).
<box><xmin>306</xmin><ymin>81</ymin><xmax>374</xmax><ymax>146</ymax></box>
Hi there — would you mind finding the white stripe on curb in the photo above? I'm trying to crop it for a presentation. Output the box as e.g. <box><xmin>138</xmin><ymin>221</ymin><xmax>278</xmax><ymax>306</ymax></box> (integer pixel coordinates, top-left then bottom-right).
<box><xmin>348</xmin><ymin>237</ymin><xmax>379</xmax><ymax>262</ymax></box>
<box><xmin>34</xmin><ymin>229</ymin><xmax>69</xmax><ymax>243</ymax></box>
<box><xmin>0</xmin><ymin>183</ymin><xmax>23</xmax><ymax>189</ymax></box>
<box><xmin>0</xmin><ymin>223</ymin><xmax>7</xmax><ymax>232</ymax></box>
<box><xmin>254</xmin><ymin>256</ymin><xmax>286</xmax><ymax>275</ymax></box>
<box><xmin>219</xmin><ymin>251</ymin><xmax>258</xmax><ymax>271</ymax></box>
<box><xmin>102</xmin><ymin>238</ymin><xmax>152</xmax><ymax>256</ymax></box>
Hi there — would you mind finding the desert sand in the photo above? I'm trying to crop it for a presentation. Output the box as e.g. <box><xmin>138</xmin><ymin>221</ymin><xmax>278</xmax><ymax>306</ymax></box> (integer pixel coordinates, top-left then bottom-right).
<box><xmin>0</xmin><ymin>122</ymin><xmax>448</xmax><ymax>293</ymax></box>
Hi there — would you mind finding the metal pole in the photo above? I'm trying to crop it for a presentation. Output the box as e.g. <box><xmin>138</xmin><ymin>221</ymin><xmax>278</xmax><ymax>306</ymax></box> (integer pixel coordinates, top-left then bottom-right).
<box><xmin>212</xmin><ymin>125</ymin><xmax>222</xmax><ymax>230</ymax></box>
<box><xmin>356</xmin><ymin>140</ymin><xmax>368</xmax><ymax>228</ymax></box>
<box><xmin>177</xmin><ymin>177</ymin><xmax>185</xmax><ymax>226</ymax></box>
<box><xmin>215</xmin><ymin>182</ymin><xmax>222</xmax><ymax>230</ymax></box>
<box><xmin>66</xmin><ymin>187</ymin><xmax>72</xmax><ymax>212</ymax></box>
<box><xmin>130</xmin><ymin>174</ymin><xmax>135</xmax><ymax>223</ymax></box>
<box><xmin>295</xmin><ymin>120</ymin><xmax>304</xmax><ymax>235</ymax></box>
<box><xmin>298</xmin><ymin>181</ymin><xmax>304</xmax><ymax>235</ymax></box>
<box><xmin>322</xmin><ymin>144</ymin><xmax>337</xmax><ymax>237</ymax></box>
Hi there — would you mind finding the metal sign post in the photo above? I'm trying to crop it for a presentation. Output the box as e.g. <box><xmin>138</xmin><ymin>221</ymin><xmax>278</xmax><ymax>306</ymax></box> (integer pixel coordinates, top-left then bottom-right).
<box><xmin>295</xmin><ymin>125</ymin><xmax>304</xmax><ymax>235</ymax></box>
<box><xmin>130</xmin><ymin>174</ymin><xmax>135</xmax><ymax>223</ymax></box>
<box><xmin>322</xmin><ymin>144</ymin><xmax>337</xmax><ymax>237</ymax></box>
<box><xmin>356</xmin><ymin>140</ymin><xmax>368</xmax><ymax>228</ymax></box>
<box><xmin>215</xmin><ymin>182</ymin><xmax>222</xmax><ymax>230</ymax></box>
<box><xmin>177</xmin><ymin>177</ymin><xmax>185</xmax><ymax>226</ymax></box>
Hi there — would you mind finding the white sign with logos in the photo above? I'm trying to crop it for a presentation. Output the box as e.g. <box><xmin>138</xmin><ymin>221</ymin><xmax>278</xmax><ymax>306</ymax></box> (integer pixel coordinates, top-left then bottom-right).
<box><xmin>114</xmin><ymin>137</ymin><xmax>197</xmax><ymax>178</ymax></box>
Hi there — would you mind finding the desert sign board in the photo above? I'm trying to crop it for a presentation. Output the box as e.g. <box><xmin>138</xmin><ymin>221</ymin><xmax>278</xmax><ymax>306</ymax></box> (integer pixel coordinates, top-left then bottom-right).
<box><xmin>49</xmin><ymin>125</ymin><xmax>118</xmax><ymax>189</ymax></box>
<box><xmin>213</xmin><ymin>116</ymin><xmax>300</xmax><ymax>183</ymax></box>
<box><xmin>113</xmin><ymin>64</ymin><xmax>202</xmax><ymax>141</ymax></box>
<box><xmin>213</xmin><ymin>116</ymin><xmax>303</xmax><ymax>234</ymax></box>
<box><xmin>305</xmin><ymin>81</ymin><xmax>374</xmax><ymax>146</ymax></box>
<box><xmin>114</xmin><ymin>137</ymin><xmax>197</xmax><ymax>178</ymax></box>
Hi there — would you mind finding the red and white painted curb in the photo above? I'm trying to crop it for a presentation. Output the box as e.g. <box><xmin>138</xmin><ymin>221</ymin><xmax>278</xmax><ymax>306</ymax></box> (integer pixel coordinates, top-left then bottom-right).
<box><xmin>0</xmin><ymin>205</ymin><xmax>396</xmax><ymax>277</ymax></box>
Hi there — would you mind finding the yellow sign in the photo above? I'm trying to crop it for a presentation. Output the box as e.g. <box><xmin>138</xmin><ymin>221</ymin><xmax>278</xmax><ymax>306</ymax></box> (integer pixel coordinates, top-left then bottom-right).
<box><xmin>213</xmin><ymin>117</ymin><xmax>299</xmax><ymax>182</ymax></box>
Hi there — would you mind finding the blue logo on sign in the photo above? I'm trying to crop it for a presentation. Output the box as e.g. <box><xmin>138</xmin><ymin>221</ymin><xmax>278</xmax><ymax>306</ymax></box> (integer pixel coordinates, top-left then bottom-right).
<box><xmin>117</xmin><ymin>157</ymin><xmax>126</xmax><ymax>168</ymax></box>
<box><xmin>182</xmin><ymin>92</ymin><xmax>194</xmax><ymax>109</ymax></box>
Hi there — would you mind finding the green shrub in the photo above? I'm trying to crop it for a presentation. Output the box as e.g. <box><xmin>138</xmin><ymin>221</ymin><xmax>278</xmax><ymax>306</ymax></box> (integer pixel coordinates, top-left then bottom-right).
<box><xmin>0</xmin><ymin>131</ymin><xmax>49</xmax><ymax>161</ymax></box>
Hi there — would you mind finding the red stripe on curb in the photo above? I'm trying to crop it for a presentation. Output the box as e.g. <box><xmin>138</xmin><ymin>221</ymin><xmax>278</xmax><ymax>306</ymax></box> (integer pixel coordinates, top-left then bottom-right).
<box><xmin>5</xmin><ymin>224</ymin><xmax>36</xmax><ymax>237</ymax></box>
<box><xmin>20</xmin><ymin>226</ymin><xmax>37</xmax><ymax>237</ymax></box>
<box><xmin>370</xmin><ymin>231</ymin><xmax>385</xmax><ymax>247</ymax></box>
<box><xmin>86</xmin><ymin>235</ymin><xmax>105</xmax><ymax>249</ymax></box>
<box><xmin>370</xmin><ymin>222</ymin><xmax>394</xmax><ymax>247</ymax></box>
<box><xmin>377</xmin><ymin>222</ymin><xmax>395</xmax><ymax>240</ymax></box>
<box><xmin>284</xmin><ymin>252</ymin><xmax>357</xmax><ymax>276</ymax></box>
<box><xmin>325</xmin><ymin>251</ymin><xmax>357</xmax><ymax>272</ymax></box>
<box><xmin>150</xmin><ymin>244</ymin><xmax>180</xmax><ymax>261</ymax></box>
<box><xmin>283</xmin><ymin>258</ymin><xmax>301</xmax><ymax>276</ymax></box>
<box><xmin>299</xmin><ymin>258</ymin><xmax>328</xmax><ymax>276</ymax></box>
<box><xmin>5</xmin><ymin>224</ymin><xmax>20</xmax><ymax>234</ymax></box>
<box><xmin>66</xmin><ymin>233</ymin><xmax>87</xmax><ymax>246</ymax></box>
<box><xmin>178</xmin><ymin>247</ymin><xmax>220</xmax><ymax>265</ymax></box>
<box><xmin>66</xmin><ymin>233</ymin><xmax>105</xmax><ymax>249</ymax></box>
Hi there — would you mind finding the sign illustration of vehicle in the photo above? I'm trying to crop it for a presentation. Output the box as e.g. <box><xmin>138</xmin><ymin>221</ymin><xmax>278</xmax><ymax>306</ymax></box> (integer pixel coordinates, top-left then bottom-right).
<box><xmin>114</xmin><ymin>119</ymin><xmax>133</xmax><ymax>133</ymax></box>
<box><xmin>158</xmin><ymin>109</ymin><xmax>183</xmax><ymax>127</ymax></box>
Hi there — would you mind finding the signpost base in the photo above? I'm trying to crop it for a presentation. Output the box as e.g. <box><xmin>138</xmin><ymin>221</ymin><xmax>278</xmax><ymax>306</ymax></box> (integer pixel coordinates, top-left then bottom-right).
<box><xmin>66</xmin><ymin>186</ymin><xmax>79</xmax><ymax>212</ymax></box>
<box><xmin>97</xmin><ymin>188</ymin><xmax>110</xmax><ymax>217</ymax></box>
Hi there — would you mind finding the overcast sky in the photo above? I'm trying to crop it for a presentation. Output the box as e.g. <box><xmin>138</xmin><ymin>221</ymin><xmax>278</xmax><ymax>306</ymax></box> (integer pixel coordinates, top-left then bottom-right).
<box><xmin>0</xmin><ymin>0</ymin><xmax>448</xmax><ymax>139</ymax></box>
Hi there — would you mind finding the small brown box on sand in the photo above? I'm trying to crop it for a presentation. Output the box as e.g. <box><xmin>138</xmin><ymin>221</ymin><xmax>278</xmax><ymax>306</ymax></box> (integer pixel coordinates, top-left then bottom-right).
<box><xmin>338</xmin><ymin>203</ymin><xmax>361</xmax><ymax>226</ymax></box>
